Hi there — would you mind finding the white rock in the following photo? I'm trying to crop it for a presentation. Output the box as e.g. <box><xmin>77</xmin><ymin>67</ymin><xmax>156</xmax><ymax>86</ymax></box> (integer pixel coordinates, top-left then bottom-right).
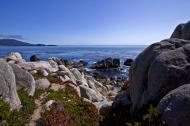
<box><xmin>58</xmin><ymin>65</ymin><xmax>76</xmax><ymax>83</ymax></box>
<box><xmin>36</xmin><ymin>78</ymin><xmax>50</xmax><ymax>90</ymax></box>
<box><xmin>0</xmin><ymin>61</ymin><xmax>22</xmax><ymax>110</ymax></box>
<box><xmin>6</xmin><ymin>52</ymin><xmax>24</xmax><ymax>63</ymax></box>
<box><xmin>71</xmin><ymin>68</ymin><xmax>83</xmax><ymax>80</ymax></box>
<box><xmin>48</xmin><ymin>60</ymin><xmax>58</xmax><ymax>72</ymax></box>
<box><xmin>39</xmin><ymin>68</ymin><xmax>49</xmax><ymax>77</ymax></box>
<box><xmin>29</xmin><ymin>70</ymin><xmax>38</xmax><ymax>75</ymax></box>
<box><xmin>45</xmin><ymin>100</ymin><xmax>55</xmax><ymax>111</ymax></box>
<box><xmin>9</xmin><ymin>63</ymin><xmax>36</xmax><ymax>96</ymax></box>
<box><xmin>18</xmin><ymin>61</ymin><xmax>58</xmax><ymax>73</ymax></box>
<box><xmin>79</xmin><ymin>85</ymin><xmax>105</xmax><ymax>102</ymax></box>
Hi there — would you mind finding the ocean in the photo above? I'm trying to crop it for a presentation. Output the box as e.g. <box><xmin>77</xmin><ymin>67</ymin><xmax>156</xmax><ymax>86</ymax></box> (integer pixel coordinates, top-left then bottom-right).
<box><xmin>0</xmin><ymin>45</ymin><xmax>147</xmax><ymax>64</ymax></box>
<box><xmin>0</xmin><ymin>45</ymin><xmax>147</xmax><ymax>78</ymax></box>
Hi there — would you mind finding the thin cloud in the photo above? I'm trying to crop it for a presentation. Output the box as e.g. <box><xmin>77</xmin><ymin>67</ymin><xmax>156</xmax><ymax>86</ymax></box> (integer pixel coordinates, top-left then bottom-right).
<box><xmin>0</xmin><ymin>34</ymin><xmax>24</xmax><ymax>40</ymax></box>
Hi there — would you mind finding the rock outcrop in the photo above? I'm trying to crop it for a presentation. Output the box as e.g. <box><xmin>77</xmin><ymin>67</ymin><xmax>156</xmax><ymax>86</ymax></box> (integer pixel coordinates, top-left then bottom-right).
<box><xmin>129</xmin><ymin>38</ymin><xmax>190</xmax><ymax>111</ymax></box>
<box><xmin>9</xmin><ymin>63</ymin><xmax>36</xmax><ymax>96</ymax></box>
<box><xmin>157</xmin><ymin>84</ymin><xmax>190</xmax><ymax>126</ymax></box>
<box><xmin>171</xmin><ymin>21</ymin><xmax>190</xmax><ymax>40</ymax></box>
<box><xmin>102</xmin><ymin>21</ymin><xmax>190</xmax><ymax>126</ymax></box>
<box><xmin>18</xmin><ymin>61</ymin><xmax>58</xmax><ymax>73</ymax></box>
<box><xmin>0</xmin><ymin>61</ymin><xmax>22</xmax><ymax>110</ymax></box>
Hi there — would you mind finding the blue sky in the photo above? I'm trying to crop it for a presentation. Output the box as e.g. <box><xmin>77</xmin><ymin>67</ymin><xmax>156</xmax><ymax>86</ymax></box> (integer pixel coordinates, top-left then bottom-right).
<box><xmin>0</xmin><ymin>0</ymin><xmax>190</xmax><ymax>45</ymax></box>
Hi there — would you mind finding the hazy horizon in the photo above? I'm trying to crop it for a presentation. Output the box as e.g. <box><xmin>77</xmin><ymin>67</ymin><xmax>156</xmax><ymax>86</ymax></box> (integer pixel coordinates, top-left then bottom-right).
<box><xmin>0</xmin><ymin>0</ymin><xmax>190</xmax><ymax>45</ymax></box>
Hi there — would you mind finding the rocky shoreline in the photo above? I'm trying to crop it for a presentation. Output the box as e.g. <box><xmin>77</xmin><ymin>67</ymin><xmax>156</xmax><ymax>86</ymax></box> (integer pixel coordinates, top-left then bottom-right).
<box><xmin>1</xmin><ymin>21</ymin><xmax>190</xmax><ymax>126</ymax></box>
<box><xmin>0</xmin><ymin>51</ymin><xmax>127</xmax><ymax>125</ymax></box>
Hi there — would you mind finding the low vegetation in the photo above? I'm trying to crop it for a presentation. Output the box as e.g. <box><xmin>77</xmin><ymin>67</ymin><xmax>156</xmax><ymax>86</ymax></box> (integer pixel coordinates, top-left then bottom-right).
<box><xmin>0</xmin><ymin>89</ymin><xmax>43</xmax><ymax>126</ymax></box>
<box><xmin>127</xmin><ymin>105</ymin><xmax>166</xmax><ymax>126</ymax></box>
<box><xmin>42</xmin><ymin>85</ymin><xmax>99</xmax><ymax>126</ymax></box>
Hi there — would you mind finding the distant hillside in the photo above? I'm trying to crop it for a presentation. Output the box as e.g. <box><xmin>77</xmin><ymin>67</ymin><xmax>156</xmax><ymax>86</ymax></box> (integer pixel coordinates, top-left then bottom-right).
<box><xmin>0</xmin><ymin>39</ymin><xmax>55</xmax><ymax>46</ymax></box>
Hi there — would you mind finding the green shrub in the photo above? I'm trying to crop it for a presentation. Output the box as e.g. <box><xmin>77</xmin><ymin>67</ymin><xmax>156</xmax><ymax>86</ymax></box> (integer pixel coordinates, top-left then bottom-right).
<box><xmin>127</xmin><ymin>105</ymin><xmax>166</xmax><ymax>126</ymax></box>
<box><xmin>44</xmin><ymin>85</ymin><xmax>99</xmax><ymax>126</ymax></box>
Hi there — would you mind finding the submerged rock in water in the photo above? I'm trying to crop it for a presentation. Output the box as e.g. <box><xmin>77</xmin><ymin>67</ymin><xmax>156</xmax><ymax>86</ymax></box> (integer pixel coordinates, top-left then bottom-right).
<box><xmin>91</xmin><ymin>57</ymin><xmax>120</xmax><ymax>69</ymax></box>
<box><xmin>124</xmin><ymin>58</ymin><xmax>134</xmax><ymax>66</ymax></box>
<box><xmin>30</xmin><ymin>55</ymin><xmax>40</xmax><ymax>62</ymax></box>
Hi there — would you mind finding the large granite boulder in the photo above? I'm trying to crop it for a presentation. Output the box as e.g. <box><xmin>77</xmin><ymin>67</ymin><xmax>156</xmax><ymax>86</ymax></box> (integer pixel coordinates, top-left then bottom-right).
<box><xmin>157</xmin><ymin>84</ymin><xmax>190</xmax><ymax>126</ymax></box>
<box><xmin>0</xmin><ymin>61</ymin><xmax>21</xmax><ymax>110</ymax></box>
<box><xmin>171</xmin><ymin>21</ymin><xmax>190</xmax><ymax>40</ymax></box>
<box><xmin>129</xmin><ymin>38</ymin><xmax>190</xmax><ymax>111</ymax></box>
<box><xmin>105</xmin><ymin>38</ymin><xmax>190</xmax><ymax>125</ymax></box>
<box><xmin>101</xmin><ymin>21</ymin><xmax>190</xmax><ymax>125</ymax></box>
<box><xmin>9</xmin><ymin>63</ymin><xmax>36</xmax><ymax>96</ymax></box>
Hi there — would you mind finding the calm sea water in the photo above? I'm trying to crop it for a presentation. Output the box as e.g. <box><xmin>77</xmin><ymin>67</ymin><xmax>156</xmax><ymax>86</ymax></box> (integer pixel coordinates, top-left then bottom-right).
<box><xmin>0</xmin><ymin>45</ymin><xmax>147</xmax><ymax>78</ymax></box>
<box><xmin>0</xmin><ymin>45</ymin><xmax>147</xmax><ymax>64</ymax></box>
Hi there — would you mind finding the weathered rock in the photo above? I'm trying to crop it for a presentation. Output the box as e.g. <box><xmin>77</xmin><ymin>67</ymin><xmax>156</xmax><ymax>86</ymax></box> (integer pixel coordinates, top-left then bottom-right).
<box><xmin>9</xmin><ymin>63</ymin><xmax>36</xmax><ymax>96</ymax></box>
<box><xmin>79</xmin><ymin>85</ymin><xmax>104</xmax><ymax>102</ymax></box>
<box><xmin>171</xmin><ymin>21</ymin><xmax>190</xmax><ymax>40</ymax></box>
<box><xmin>30</xmin><ymin>55</ymin><xmax>40</xmax><ymax>62</ymax></box>
<box><xmin>157</xmin><ymin>84</ymin><xmax>190</xmax><ymax>126</ymax></box>
<box><xmin>0</xmin><ymin>61</ymin><xmax>21</xmax><ymax>110</ymax></box>
<box><xmin>49</xmin><ymin>57</ymin><xmax>73</xmax><ymax>66</ymax></box>
<box><xmin>70</xmin><ymin>68</ymin><xmax>83</xmax><ymax>80</ymax></box>
<box><xmin>58</xmin><ymin>65</ymin><xmax>76</xmax><ymax>83</ymax></box>
<box><xmin>102</xmin><ymin>21</ymin><xmax>190</xmax><ymax>125</ymax></box>
<box><xmin>39</xmin><ymin>68</ymin><xmax>49</xmax><ymax>77</ymax></box>
<box><xmin>6</xmin><ymin>52</ymin><xmax>24</xmax><ymax>63</ymax></box>
<box><xmin>128</xmin><ymin>38</ymin><xmax>190</xmax><ymax>111</ymax></box>
<box><xmin>36</xmin><ymin>78</ymin><xmax>50</xmax><ymax>90</ymax></box>
<box><xmin>86</xmin><ymin>76</ymin><xmax>108</xmax><ymax>95</ymax></box>
<box><xmin>91</xmin><ymin>58</ymin><xmax>120</xmax><ymax>69</ymax></box>
<box><xmin>18</xmin><ymin>61</ymin><xmax>58</xmax><ymax>73</ymax></box>
<box><xmin>0</xmin><ymin>58</ymin><xmax>6</xmax><ymax>62</ymax></box>
<box><xmin>48</xmin><ymin>59</ymin><xmax>58</xmax><ymax>72</ymax></box>
<box><xmin>29</xmin><ymin>70</ymin><xmax>38</xmax><ymax>75</ymax></box>
<box><xmin>76</xmin><ymin>79</ymin><xmax>89</xmax><ymax>87</ymax></box>
<box><xmin>78</xmin><ymin>60</ymin><xmax>88</xmax><ymax>67</ymax></box>
<box><xmin>95</xmin><ymin>100</ymin><xmax>112</xmax><ymax>117</ymax></box>
<box><xmin>124</xmin><ymin>58</ymin><xmax>134</xmax><ymax>66</ymax></box>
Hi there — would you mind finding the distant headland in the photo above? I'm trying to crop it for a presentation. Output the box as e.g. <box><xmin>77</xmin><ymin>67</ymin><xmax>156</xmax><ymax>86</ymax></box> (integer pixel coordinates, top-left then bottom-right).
<box><xmin>0</xmin><ymin>39</ymin><xmax>56</xmax><ymax>46</ymax></box>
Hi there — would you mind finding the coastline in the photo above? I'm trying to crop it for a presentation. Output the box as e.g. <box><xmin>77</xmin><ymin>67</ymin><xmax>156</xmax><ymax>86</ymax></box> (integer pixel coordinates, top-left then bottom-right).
<box><xmin>0</xmin><ymin>52</ymin><xmax>127</xmax><ymax>125</ymax></box>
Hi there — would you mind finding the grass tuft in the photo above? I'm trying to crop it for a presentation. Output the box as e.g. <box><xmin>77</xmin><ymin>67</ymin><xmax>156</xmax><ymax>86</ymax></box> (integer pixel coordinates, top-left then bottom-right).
<box><xmin>0</xmin><ymin>89</ymin><xmax>43</xmax><ymax>126</ymax></box>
